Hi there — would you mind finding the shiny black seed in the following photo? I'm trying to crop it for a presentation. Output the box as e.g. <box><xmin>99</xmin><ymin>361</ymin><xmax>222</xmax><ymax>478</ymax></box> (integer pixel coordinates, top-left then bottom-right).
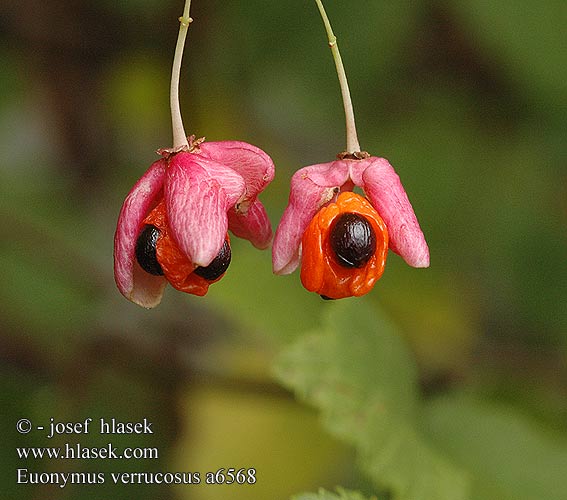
<box><xmin>194</xmin><ymin>239</ymin><xmax>231</xmax><ymax>281</ymax></box>
<box><xmin>330</xmin><ymin>213</ymin><xmax>376</xmax><ymax>268</ymax></box>
<box><xmin>320</xmin><ymin>295</ymin><xmax>336</xmax><ymax>301</ymax></box>
<box><xmin>135</xmin><ymin>225</ymin><xmax>164</xmax><ymax>276</ymax></box>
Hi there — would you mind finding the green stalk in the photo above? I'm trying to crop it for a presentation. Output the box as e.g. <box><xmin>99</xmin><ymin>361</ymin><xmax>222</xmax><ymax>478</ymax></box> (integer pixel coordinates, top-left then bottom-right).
<box><xmin>170</xmin><ymin>0</ymin><xmax>193</xmax><ymax>149</ymax></box>
<box><xmin>314</xmin><ymin>0</ymin><xmax>361</xmax><ymax>154</ymax></box>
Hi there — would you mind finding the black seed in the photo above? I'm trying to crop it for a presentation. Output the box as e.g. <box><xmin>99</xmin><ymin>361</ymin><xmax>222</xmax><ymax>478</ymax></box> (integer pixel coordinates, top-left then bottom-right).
<box><xmin>135</xmin><ymin>225</ymin><xmax>164</xmax><ymax>276</ymax></box>
<box><xmin>194</xmin><ymin>239</ymin><xmax>231</xmax><ymax>281</ymax></box>
<box><xmin>330</xmin><ymin>213</ymin><xmax>376</xmax><ymax>268</ymax></box>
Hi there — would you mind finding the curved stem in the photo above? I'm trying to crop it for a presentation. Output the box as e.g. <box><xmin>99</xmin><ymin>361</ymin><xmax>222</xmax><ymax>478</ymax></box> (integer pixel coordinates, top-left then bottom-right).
<box><xmin>314</xmin><ymin>0</ymin><xmax>361</xmax><ymax>153</ymax></box>
<box><xmin>170</xmin><ymin>0</ymin><xmax>193</xmax><ymax>150</ymax></box>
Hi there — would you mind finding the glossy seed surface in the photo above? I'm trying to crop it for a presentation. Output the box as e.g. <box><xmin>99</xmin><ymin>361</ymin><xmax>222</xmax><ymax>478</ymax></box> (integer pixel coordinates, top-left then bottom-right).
<box><xmin>194</xmin><ymin>239</ymin><xmax>231</xmax><ymax>281</ymax></box>
<box><xmin>330</xmin><ymin>213</ymin><xmax>376</xmax><ymax>268</ymax></box>
<box><xmin>135</xmin><ymin>225</ymin><xmax>164</xmax><ymax>276</ymax></box>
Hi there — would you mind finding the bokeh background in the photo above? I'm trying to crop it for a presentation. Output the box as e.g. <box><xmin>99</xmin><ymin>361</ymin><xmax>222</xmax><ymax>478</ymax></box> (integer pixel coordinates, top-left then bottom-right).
<box><xmin>1</xmin><ymin>1</ymin><xmax>566</xmax><ymax>499</ymax></box>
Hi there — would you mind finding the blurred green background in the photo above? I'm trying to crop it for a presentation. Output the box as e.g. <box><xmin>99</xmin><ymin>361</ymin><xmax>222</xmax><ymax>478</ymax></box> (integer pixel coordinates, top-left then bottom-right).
<box><xmin>1</xmin><ymin>0</ymin><xmax>566</xmax><ymax>499</ymax></box>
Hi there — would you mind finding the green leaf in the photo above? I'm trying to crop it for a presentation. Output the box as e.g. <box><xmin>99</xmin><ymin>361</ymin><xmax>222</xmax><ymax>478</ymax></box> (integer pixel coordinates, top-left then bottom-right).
<box><xmin>292</xmin><ymin>487</ymin><xmax>375</xmax><ymax>500</ymax></box>
<box><xmin>423</xmin><ymin>396</ymin><xmax>567</xmax><ymax>500</ymax></box>
<box><xmin>274</xmin><ymin>299</ymin><xmax>469</xmax><ymax>500</ymax></box>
